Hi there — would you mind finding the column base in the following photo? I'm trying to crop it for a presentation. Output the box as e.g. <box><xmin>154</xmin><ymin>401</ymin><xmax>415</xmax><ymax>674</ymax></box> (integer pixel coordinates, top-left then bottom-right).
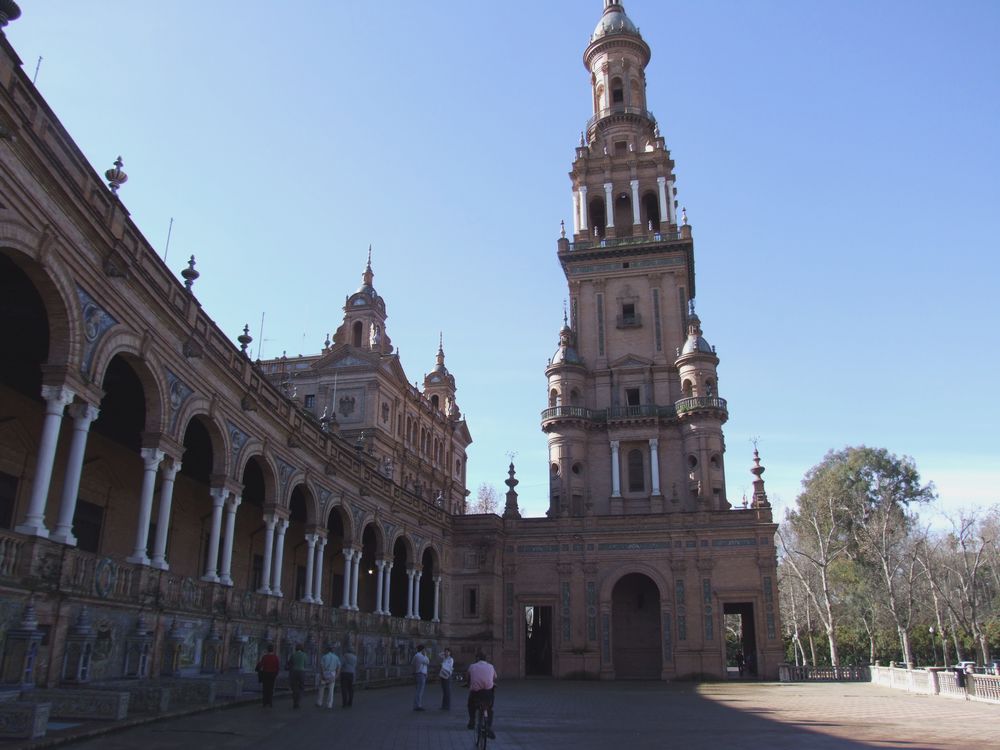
<box><xmin>302</xmin><ymin>595</ymin><xmax>315</xmax><ymax>604</ymax></box>
<box><xmin>270</xmin><ymin>590</ymin><xmax>283</xmax><ymax>598</ymax></box>
<box><xmin>220</xmin><ymin>576</ymin><xmax>233</xmax><ymax>586</ymax></box>
<box><xmin>126</xmin><ymin>553</ymin><xmax>150</xmax><ymax>566</ymax></box>
<box><xmin>150</xmin><ymin>559</ymin><xmax>170</xmax><ymax>571</ymax></box>
<box><xmin>14</xmin><ymin>522</ymin><xmax>49</xmax><ymax>539</ymax></box>
<box><xmin>313</xmin><ymin>598</ymin><xmax>324</xmax><ymax>606</ymax></box>
<box><xmin>49</xmin><ymin>530</ymin><xmax>78</xmax><ymax>546</ymax></box>
<box><xmin>257</xmin><ymin>587</ymin><xmax>272</xmax><ymax>595</ymax></box>
<box><xmin>200</xmin><ymin>574</ymin><xmax>220</xmax><ymax>584</ymax></box>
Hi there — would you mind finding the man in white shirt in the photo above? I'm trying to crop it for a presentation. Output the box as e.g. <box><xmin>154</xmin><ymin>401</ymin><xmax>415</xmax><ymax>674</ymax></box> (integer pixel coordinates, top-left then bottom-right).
<box><xmin>466</xmin><ymin>651</ymin><xmax>497</xmax><ymax>739</ymax></box>
<box><xmin>412</xmin><ymin>643</ymin><xmax>429</xmax><ymax>710</ymax></box>
<box><xmin>316</xmin><ymin>644</ymin><xmax>341</xmax><ymax>709</ymax></box>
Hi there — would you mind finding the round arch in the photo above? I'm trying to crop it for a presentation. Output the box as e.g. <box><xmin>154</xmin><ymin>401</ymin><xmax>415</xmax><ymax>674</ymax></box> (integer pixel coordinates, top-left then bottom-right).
<box><xmin>176</xmin><ymin>409</ymin><xmax>229</xmax><ymax>478</ymax></box>
<box><xmin>89</xmin><ymin>333</ymin><xmax>166</xmax><ymax>435</ymax></box>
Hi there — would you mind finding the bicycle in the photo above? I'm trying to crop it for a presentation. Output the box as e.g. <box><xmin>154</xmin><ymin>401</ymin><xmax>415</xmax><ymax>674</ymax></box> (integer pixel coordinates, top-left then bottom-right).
<box><xmin>472</xmin><ymin>702</ymin><xmax>491</xmax><ymax>750</ymax></box>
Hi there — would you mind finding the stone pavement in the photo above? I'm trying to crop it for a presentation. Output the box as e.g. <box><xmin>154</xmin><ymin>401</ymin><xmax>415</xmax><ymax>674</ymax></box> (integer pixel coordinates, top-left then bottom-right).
<box><xmin>16</xmin><ymin>680</ymin><xmax>998</xmax><ymax>750</ymax></box>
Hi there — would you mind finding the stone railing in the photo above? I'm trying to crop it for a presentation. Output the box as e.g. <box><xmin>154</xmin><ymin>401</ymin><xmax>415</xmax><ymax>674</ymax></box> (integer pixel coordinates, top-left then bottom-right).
<box><xmin>675</xmin><ymin>396</ymin><xmax>728</xmax><ymax>416</ymax></box>
<box><xmin>779</xmin><ymin>664</ymin><xmax>870</xmax><ymax>682</ymax></box>
<box><xmin>870</xmin><ymin>665</ymin><xmax>1000</xmax><ymax>705</ymax></box>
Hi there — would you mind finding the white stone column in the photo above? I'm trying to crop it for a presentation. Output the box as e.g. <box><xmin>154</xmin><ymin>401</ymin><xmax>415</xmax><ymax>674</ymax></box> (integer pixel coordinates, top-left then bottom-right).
<box><xmin>649</xmin><ymin>438</ymin><xmax>662</xmax><ymax>496</ymax></box>
<box><xmin>657</xmin><ymin>176</ymin><xmax>669</xmax><ymax>225</ymax></box>
<box><xmin>258</xmin><ymin>514</ymin><xmax>277</xmax><ymax>594</ymax></box>
<box><xmin>150</xmin><ymin>459</ymin><xmax>182</xmax><ymax>570</ymax></box>
<box><xmin>312</xmin><ymin>538</ymin><xmax>327</xmax><ymax>604</ymax></box>
<box><xmin>50</xmin><ymin>403</ymin><xmax>100</xmax><ymax>545</ymax></box>
<box><xmin>413</xmin><ymin>571</ymin><xmax>423</xmax><ymax>620</ymax></box>
<box><xmin>302</xmin><ymin>533</ymin><xmax>317</xmax><ymax>603</ymax></box>
<box><xmin>579</xmin><ymin>186</ymin><xmax>589</xmax><ymax>232</ymax></box>
<box><xmin>405</xmin><ymin>569</ymin><xmax>416</xmax><ymax>619</ymax></box>
<box><xmin>382</xmin><ymin>562</ymin><xmax>394</xmax><ymax>615</ymax></box>
<box><xmin>572</xmin><ymin>192</ymin><xmax>581</xmax><ymax>234</ymax></box>
<box><xmin>199</xmin><ymin>488</ymin><xmax>226</xmax><ymax>582</ymax></box>
<box><xmin>340</xmin><ymin>549</ymin><xmax>354</xmax><ymax>609</ymax></box>
<box><xmin>374</xmin><ymin>559</ymin><xmax>386</xmax><ymax>615</ymax></box>
<box><xmin>610</xmin><ymin>440</ymin><xmax>622</xmax><ymax>498</ymax></box>
<box><xmin>630</xmin><ymin>179</ymin><xmax>641</xmax><ymax>225</ymax></box>
<box><xmin>270</xmin><ymin>518</ymin><xmax>289</xmax><ymax>597</ymax></box>
<box><xmin>17</xmin><ymin>385</ymin><xmax>75</xmax><ymax>538</ymax></box>
<box><xmin>127</xmin><ymin>448</ymin><xmax>165</xmax><ymax>565</ymax></box>
<box><xmin>604</xmin><ymin>182</ymin><xmax>614</xmax><ymax>228</ymax></box>
<box><xmin>432</xmin><ymin>576</ymin><xmax>442</xmax><ymax>623</ymax></box>
<box><xmin>667</xmin><ymin>179</ymin><xmax>676</xmax><ymax>225</ymax></box>
<box><xmin>350</xmin><ymin>549</ymin><xmax>362</xmax><ymax>610</ymax></box>
<box><xmin>218</xmin><ymin>494</ymin><xmax>241</xmax><ymax>586</ymax></box>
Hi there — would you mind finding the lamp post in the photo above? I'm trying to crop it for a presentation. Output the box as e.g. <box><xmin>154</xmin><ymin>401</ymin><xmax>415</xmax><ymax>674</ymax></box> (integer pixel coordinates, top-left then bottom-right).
<box><xmin>929</xmin><ymin>626</ymin><xmax>938</xmax><ymax>666</ymax></box>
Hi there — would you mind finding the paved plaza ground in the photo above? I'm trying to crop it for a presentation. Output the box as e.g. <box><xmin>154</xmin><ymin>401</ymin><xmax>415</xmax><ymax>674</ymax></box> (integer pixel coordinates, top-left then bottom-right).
<box><xmin>18</xmin><ymin>679</ymin><xmax>998</xmax><ymax>750</ymax></box>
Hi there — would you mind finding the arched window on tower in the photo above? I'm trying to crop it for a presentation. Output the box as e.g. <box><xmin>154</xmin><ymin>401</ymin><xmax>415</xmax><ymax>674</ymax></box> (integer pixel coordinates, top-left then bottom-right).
<box><xmin>627</xmin><ymin>449</ymin><xmax>645</xmax><ymax>492</ymax></box>
<box><xmin>352</xmin><ymin>321</ymin><xmax>363</xmax><ymax>348</ymax></box>
<box><xmin>569</xmin><ymin>388</ymin><xmax>581</xmax><ymax>406</ymax></box>
<box><xmin>549</xmin><ymin>389</ymin><xmax>561</xmax><ymax>408</ymax></box>
<box><xmin>588</xmin><ymin>197</ymin><xmax>606</xmax><ymax>237</ymax></box>
<box><xmin>611</xmin><ymin>77</ymin><xmax>624</xmax><ymax>108</ymax></box>
<box><xmin>642</xmin><ymin>191</ymin><xmax>660</xmax><ymax>231</ymax></box>
<box><xmin>614</xmin><ymin>192</ymin><xmax>633</xmax><ymax>236</ymax></box>
<box><xmin>682</xmin><ymin>379</ymin><xmax>693</xmax><ymax>398</ymax></box>
<box><xmin>431</xmin><ymin>394</ymin><xmax>440</xmax><ymax>410</ymax></box>
<box><xmin>630</xmin><ymin>78</ymin><xmax>643</xmax><ymax>109</ymax></box>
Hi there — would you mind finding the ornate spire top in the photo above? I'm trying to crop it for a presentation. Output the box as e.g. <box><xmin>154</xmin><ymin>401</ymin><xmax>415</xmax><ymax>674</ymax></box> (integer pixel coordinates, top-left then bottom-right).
<box><xmin>503</xmin><ymin>461</ymin><xmax>522</xmax><ymax>519</ymax></box>
<box><xmin>181</xmin><ymin>255</ymin><xmax>199</xmax><ymax>292</ymax></box>
<box><xmin>362</xmin><ymin>245</ymin><xmax>374</xmax><ymax>287</ymax></box>
<box><xmin>436</xmin><ymin>331</ymin><xmax>445</xmax><ymax>367</ymax></box>
<box><xmin>238</xmin><ymin>324</ymin><xmax>252</xmax><ymax>356</ymax></box>
<box><xmin>750</xmin><ymin>440</ymin><xmax>771</xmax><ymax>509</ymax></box>
<box><xmin>105</xmin><ymin>156</ymin><xmax>128</xmax><ymax>194</ymax></box>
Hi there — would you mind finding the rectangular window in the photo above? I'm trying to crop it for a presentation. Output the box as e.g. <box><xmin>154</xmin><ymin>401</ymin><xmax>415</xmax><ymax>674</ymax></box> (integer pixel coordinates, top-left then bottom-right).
<box><xmin>622</xmin><ymin>302</ymin><xmax>636</xmax><ymax>323</ymax></box>
<box><xmin>295</xmin><ymin>565</ymin><xmax>307</xmax><ymax>600</ymax></box>
<box><xmin>0</xmin><ymin>471</ymin><xmax>17</xmax><ymax>529</ymax></box>
<box><xmin>73</xmin><ymin>500</ymin><xmax>104</xmax><ymax>554</ymax></box>
<box><xmin>627</xmin><ymin>448</ymin><xmax>645</xmax><ymax>492</ymax></box>
<box><xmin>652</xmin><ymin>288</ymin><xmax>662</xmax><ymax>352</ymax></box>
<box><xmin>625</xmin><ymin>388</ymin><xmax>640</xmax><ymax>406</ymax></box>
<box><xmin>596</xmin><ymin>294</ymin><xmax>605</xmax><ymax>357</ymax></box>
<box><xmin>304</xmin><ymin>394</ymin><xmax>316</xmax><ymax>409</ymax></box>
<box><xmin>252</xmin><ymin>554</ymin><xmax>264</xmax><ymax>591</ymax></box>
<box><xmin>676</xmin><ymin>579</ymin><xmax>687</xmax><ymax>641</ymax></box>
<box><xmin>464</xmin><ymin>586</ymin><xmax>479</xmax><ymax>617</ymax></box>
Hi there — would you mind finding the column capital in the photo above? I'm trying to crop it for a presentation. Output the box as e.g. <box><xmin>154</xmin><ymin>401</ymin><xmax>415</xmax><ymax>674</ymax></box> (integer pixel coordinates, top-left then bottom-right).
<box><xmin>225</xmin><ymin>493</ymin><xmax>242</xmax><ymax>512</ymax></box>
<box><xmin>304</xmin><ymin>532</ymin><xmax>318</xmax><ymax>546</ymax></box>
<box><xmin>275</xmin><ymin>517</ymin><xmax>289</xmax><ymax>533</ymax></box>
<box><xmin>160</xmin><ymin>458</ymin><xmax>182</xmax><ymax>481</ymax></box>
<box><xmin>68</xmin><ymin>402</ymin><xmax>100</xmax><ymax>424</ymax></box>
<box><xmin>657</xmin><ymin>175</ymin><xmax>667</xmax><ymax>184</ymax></box>
<box><xmin>433</xmin><ymin>575</ymin><xmax>442</xmax><ymax>583</ymax></box>
<box><xmin>263</xmin><ymin>512</ymin><xmax>278</xmax><ymax>529</ymax></box>
<box><xmin>603</xmin><ymin>182</ymin><xmax>613</xmax><ymax>191</ymax></box>
<box><xmin>40</xmin><ymin>384</ymin><xmax>75</xmax><ymax>411</ymax></box>
<box><xmin>610</xmin><ymin>440</ymin><xmax>620</xmax><ymax>451</ymax></box>
<box><xmin>209</xmin><ymin>485</ymin><xmax>228</xmax><ymax>505</ymax></box>
<box><xmin>649</xmin><ymin>438</ymin><xmax>659</xmax><ymax>449</ymax></box>
<box><xmin>140</xmin><ymin>448</ymin><xmax>165</xmax><ymax>470</ymax></box>
<box><xmin>579</xmin><ymin>184</ymin><xmax>588</xmax><ymax>194</ymax></box>
<box><xmin>630</xmin><ymin>179</ymin><xmax>639</xmax><ymax>188</ymax></box>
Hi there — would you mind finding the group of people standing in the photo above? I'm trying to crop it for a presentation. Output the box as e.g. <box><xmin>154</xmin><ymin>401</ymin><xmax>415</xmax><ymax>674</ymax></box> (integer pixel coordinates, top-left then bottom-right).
<box><xmin>254</xmin><ymin>640</ymin><xmax>497</xmax><ymax>738</ymax></box>
<box><xmin>254</xmin><ymin>642</ymin><xmax>357</xmax><ymax>710</ymax></box>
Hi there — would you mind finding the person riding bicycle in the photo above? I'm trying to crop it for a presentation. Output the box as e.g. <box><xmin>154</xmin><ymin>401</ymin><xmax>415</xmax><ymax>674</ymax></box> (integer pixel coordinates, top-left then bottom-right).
<box><xmin>466</xmin><ymin>650</ymin><xmax>497</xmax><ymax>739</ymax></box>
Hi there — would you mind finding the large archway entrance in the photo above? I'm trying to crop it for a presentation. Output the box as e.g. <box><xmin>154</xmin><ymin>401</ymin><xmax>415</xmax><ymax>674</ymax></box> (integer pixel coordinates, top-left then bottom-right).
<box><xmin>612</xmin><ymin>573</ymin><xmax>661</xmax><ymax>679</ymax></box>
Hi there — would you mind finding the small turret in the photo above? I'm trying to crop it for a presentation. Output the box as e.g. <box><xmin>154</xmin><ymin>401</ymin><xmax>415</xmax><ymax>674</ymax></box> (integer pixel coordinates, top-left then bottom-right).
<box><xmin>423</xmin><ymin>333</ymin><xmax>459</xmax><ymax>416</ymax></box>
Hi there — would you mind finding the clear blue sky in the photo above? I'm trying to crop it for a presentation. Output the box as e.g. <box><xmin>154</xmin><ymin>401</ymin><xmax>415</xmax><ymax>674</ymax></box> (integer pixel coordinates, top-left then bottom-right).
<box><xmin>9</xmin><ymin>1</ymin><xmax>999</xmax><ymax>523</ymax></box>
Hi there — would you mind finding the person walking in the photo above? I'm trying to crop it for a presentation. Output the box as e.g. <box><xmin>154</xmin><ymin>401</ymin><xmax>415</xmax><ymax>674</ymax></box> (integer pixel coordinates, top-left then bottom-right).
<box><xmin>316</xmin><ymin>644</ymin><xmax>341</xmax><ymax>709</ymax></box>
<box><xmin>288</xmin><ymin>643</ymin><xmax>308</xmax><ymax>709</ymax></box>
<box><xmin>439</xmin><ymin>648</ymin><xmax>454</xmax><ymax>710</ymax></box>
<box><xmin>412</xmin><ymin>643</ymin><xmax>429</xmax><ymax>711</ymax></box>
<box><xmin>255</xmin><ymin>644</ymin><xmax>280</xmax><ymax>708</ymax></box>
<box><xmin>340</xmin><ymin>646</ymin><xmax>357</xmax><ymax>707</ymax></box>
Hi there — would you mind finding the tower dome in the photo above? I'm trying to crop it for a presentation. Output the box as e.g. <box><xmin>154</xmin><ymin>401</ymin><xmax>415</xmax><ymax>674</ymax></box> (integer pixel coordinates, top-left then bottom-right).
<box><xmin>680</xmin><ymin>304</ymin><xmax>714</xmax><ymax>355</ymax></box>
<box><xmin>592</xmin><ymin>1</ymin><xmax>639</xmax><ymax>41</ymax></box>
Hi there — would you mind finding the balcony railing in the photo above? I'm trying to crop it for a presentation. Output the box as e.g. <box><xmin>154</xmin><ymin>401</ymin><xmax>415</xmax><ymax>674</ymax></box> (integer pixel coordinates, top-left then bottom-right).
<box><xmin>675</xmin><ymin>396</ymin><xmax>728</xmax><ymax>415</ymax></box>
<box><xmin>607</xmin><ymin>404</ymin><xmax>662</xmax><ymax>420</ymax></box>
<box><xmin>567</xmin><ymin>231</ymin><xmax>682</xmax><ymax>252</ymax></box>
<box><xmin>616</xmin><ymin>313</ymin><xmax>642</xmax><ymax>329</ymax></box>
<box><xmin>541</xmin><ymin>405</ymin><xmax>603</xmax><ymax>422</ymax></box>
<box><xmin>586</xmin><ymin>105</ymin><xmax>657</xmax><ymax>133</ymax></box>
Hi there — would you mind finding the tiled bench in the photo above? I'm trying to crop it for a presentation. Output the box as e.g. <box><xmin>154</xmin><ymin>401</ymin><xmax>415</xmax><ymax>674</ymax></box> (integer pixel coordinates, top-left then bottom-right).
<box><xmin>0</xmin><ymin>698</ymin><xmax>51</xmax><ymax>739</ymax></box>
<box><xmin>19</xmin><ymin>689</ymin><xmax>130</xmax><ymax>721</ymax></box>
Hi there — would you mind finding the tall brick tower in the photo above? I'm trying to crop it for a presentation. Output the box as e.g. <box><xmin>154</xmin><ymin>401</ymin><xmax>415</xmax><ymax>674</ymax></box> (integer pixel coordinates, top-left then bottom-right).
<box><xmin>543</xmin><ymin>0</ymin><xmax>730</xmax><ymax>518</ymax></box>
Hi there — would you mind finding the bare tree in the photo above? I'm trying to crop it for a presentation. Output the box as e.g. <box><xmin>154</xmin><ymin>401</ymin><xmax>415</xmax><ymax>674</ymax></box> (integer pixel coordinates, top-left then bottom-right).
<box><xmin>468</xmin><ymin>482</ymin><xmax>499</xmax><ymax>514</ymax></box>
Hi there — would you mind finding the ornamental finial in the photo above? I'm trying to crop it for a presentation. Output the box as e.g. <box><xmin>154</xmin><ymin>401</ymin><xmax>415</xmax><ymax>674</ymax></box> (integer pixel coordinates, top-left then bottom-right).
<box><xmin>105</xmin><ymin>156</ymin><xmax>128</xmax><ymax>194</ymax></box>
<box><xmin>238</xmin><ymin>324</ymin><xmax>253</xmax><ymax>356</ymax></box>
<box><xmin>181</xmin><ymin>255</ymin><xmax>199</xmax><ymax>292</ymax></box>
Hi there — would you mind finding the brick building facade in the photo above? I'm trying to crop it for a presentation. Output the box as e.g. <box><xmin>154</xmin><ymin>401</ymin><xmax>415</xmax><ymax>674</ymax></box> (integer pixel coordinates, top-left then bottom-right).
<box><xmin>0</xmin><ymin>1</ymin><xmax>781</xmax><ymax>694</ymax></box>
